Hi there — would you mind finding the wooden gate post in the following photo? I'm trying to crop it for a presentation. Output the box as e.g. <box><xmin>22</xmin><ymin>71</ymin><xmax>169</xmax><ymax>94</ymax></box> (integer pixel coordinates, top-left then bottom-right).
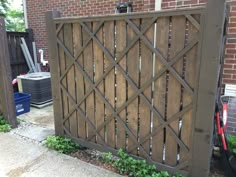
<box><xmin>190</xmin><ymin>0</ymin><xmax>227</xmax><ymax>176</ymax></box>
<box><xmin>0</xmin><ymin>17</ymin><xmax>17</xmax><ymax>128</ymax></box>
<box><xmin>45</xmin><ymin>11</ymin><xmax>64</xmax><ymax>135</ymax></box>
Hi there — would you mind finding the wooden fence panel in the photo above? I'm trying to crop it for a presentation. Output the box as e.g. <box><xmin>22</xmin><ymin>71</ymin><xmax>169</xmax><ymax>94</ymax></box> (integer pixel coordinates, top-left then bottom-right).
<box><xmin>7</xmin><ymin>31</ymin><xmax>33</xmax><ymax>79</ymax></box>
<box><xmin>46</xmin><ymin>1</ymin><xmax>227</xmax><ymax>175</ymax></box>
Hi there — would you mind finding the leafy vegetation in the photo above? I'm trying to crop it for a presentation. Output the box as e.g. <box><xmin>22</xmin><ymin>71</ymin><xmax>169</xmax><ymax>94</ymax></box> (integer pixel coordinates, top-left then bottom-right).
<box><xmin>0</xmin><ymin>115</ymin><xmax>11</xmax><ymax>132</ymax></box>
<box><xmin>0</xmin><ymin>0</ymin><xmax>25</xmax><ymax>32</ymax></box>
<box><xmin>102</xmin><ymin>149</ymin><xmax>185</xmax><ymax>177</ymax></box>
<box><xmin>102</xmin><ymin>152</ymin><xmax>113</xmax><ymax>164</ymax></box>
<box><xmin>6</xmin><ymin>9</ymin><xmax>25</xmax><ymax>32</ymax></box>
<box><xmin>44</xmin><ymin>136</ymin><xmax>80</xmax><ymax>154</ymax></box>
<box><xmin>227</xmin><ymin>135</ymin><xmax>236</xmax><ymax>156</ymax></box>
<box><xmin>0</xmin><ymin>0</ymin><xmax>9</xmax><ymax>15</ymax></box>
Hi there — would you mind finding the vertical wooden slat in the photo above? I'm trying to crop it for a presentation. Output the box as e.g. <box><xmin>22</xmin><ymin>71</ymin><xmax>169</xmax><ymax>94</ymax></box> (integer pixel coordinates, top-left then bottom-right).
<box><xmin>165</xmin><ymin>16</ymin><xmax>186</xmax><ymax>166</ymax></box>
<box><xmin>93</xmin><ymin>22</ymin><xmax>105</xmax><ymax>144</ymax></box>
<box><xmin>180</xmin><ymin>16</ymin><xmax>198</xmax><ymax>165</ymax></box>
<box><xmin>152</xmin><ymin>17</ymin><xmax>169</xmax><ymax>162</ymax></box>
<box><xmin>83</xmin><ymin>22</ymin><xmax>95</xmax><ymax>140</ymax></box>
<box><xmin>62</xmin><ymin>24</ymin><xmax>71</xmax><ymax>133</ymax></box>
<box><xmin>116</xmin><ymin>20</ymin><xmax>127</xmax><ymax>149</ymax></box>
<box><xmin>191</xmin><ymin>0</ymin><xmax>227</xmax><ymax>176</ymax></box>
<box><xmin>46</xmin><ymin>10</ymin><xmax>64</xmax><ymax>135</ymax></box>
<box><xmin>73</xmin><ymin>23</ymin><xmax>86</xmax><ymax>139</ymax></box>
<box><xmin>127</xmin><ymin>19</ymin><xmax>140</xmax><ymax>153</ymax></box>
<box><xmin>0</xmin><ymin>17</ymin><xmax>17</xmax><ymax>127</ymax></box>
<box><xmin>58</xmin><ymin>25</ymin><xmax>68</xmax><ymax>134</ymax></box>
<box><xmin>64</xmin><ymin>23</ymin><xmax>78</xmax><ymax>137</ymax></box>
<box><xmin>139</xmin><ymin>19</ymin><xmax>154</xmax><ymax>156</ymax></box>
<box><xmin>104</xmin><ymin>21</ymin><xmax>115</xmax><ymax>147</ymax></box>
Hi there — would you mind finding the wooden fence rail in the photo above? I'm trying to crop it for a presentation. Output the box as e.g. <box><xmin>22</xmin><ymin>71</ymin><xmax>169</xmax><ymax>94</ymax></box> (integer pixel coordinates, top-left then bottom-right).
<box><xmin>46</xmin><ymin>0</ymin><xmax>227</xmax><ymax>176</ymax></box>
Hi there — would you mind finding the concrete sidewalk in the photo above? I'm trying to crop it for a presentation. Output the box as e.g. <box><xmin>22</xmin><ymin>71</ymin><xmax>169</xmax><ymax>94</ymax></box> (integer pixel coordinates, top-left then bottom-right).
<box><xmin>0</xmin><ymin>133</ymin><xmax>121</xmax><ymax>177</ymax></box>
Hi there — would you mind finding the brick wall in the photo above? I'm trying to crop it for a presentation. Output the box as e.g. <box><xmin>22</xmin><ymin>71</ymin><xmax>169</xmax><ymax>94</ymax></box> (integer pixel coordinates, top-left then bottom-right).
<box><xmin>26</xmin><ymin>0</ymin><xmax>154</xmax><ymax>63</ymax></box>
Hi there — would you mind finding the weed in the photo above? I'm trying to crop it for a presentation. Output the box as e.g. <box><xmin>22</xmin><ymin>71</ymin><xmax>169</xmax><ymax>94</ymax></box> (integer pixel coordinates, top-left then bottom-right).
<box><xmin>0</xmin><ymin>115</ymin><xmax>11</xmax><ymax>132</ymax></box>
<box><xmin>103</xmin><ymin>149</ymin><xmax>185</xmax><ymax>177</ymax></box>
<box><xmin>227</xmin><ymin>135</ymin><xmax>236</xmax><ymax>156</ymax></box>
<box><xmin>102</xmin><ymin>152</ymin><xmax>113</xmax><ymax>164</ymax></box>
<box><xmin>44</xmin><ymin>135</ymin><xmax>80</xmax><ymax>154</ymax></box>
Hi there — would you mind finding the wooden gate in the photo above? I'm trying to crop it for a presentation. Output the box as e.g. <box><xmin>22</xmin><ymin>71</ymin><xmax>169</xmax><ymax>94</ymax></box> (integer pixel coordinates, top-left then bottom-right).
<box><xmin>46</xmin><ymin>0</ymin><xmax>227</xmax><ymax>176</ymax></box>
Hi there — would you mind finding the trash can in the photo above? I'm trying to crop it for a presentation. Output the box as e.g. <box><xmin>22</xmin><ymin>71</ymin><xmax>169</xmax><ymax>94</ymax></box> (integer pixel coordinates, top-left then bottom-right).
<box><xmin>14</xmin><ymin>92</ymin><xmax>31</xmax><ymax>116</ymax></box>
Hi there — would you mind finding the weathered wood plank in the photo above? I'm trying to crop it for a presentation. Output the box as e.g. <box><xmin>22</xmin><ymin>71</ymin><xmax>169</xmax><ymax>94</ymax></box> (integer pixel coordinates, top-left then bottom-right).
<box><xmin>191</xmin><ymin>0</ymin><xmax>227</xmax><ymax>176</ymax></box>
<box><xmin>0</xmin><ymin>17</ymin><xmax>17</xmax><ymax>127</ymax></box>
<box><xmin>93</xmin><ymin>21</ymin><xmax>105</xmax><ymax>144</ymax></box>
<box><xmin>73</xmin><ymin>23</ymin><xmax>86</xmax><ymax>139</ymax></box>
<box><xmin>63</xmin><ymin>24</ymin><xmax>72</xmax><ymax>134</ymax></box>
<box><xmin>152</xmin><ymin>17</ymin><xmax>169</xmax><ymax>162</ymax></box>
<box><xmin>139</xmin><ymin>18</ymin><xmax>154</xmax><ymax>157</ymax></box>
<box><xmin>180</xmin><ymin>16</ymin><xmax>198</xmax><ymax>166</ymax></box>
<box><xmin>116</xmin><ymin>20</ymin><xmax>127</xmax><ymax>150</ymax></box>
<box><xmin>64</xmin><ymin>23</ymin><xmax>78</xmax><ymax>137</ymax></box>
<box><xmin>127</xmin><ymin>19</ymin><xmax>140</xmax><ymax>154</ymax></box>
<box><xmin>165</xmin><ymin>16</ymin><xmax>186</xmax><ymax>166</ymax></box>
<box><xmin>83</xmin><ymin>22</ymin><xmax>95</xmax><ymax>140</ymax></box>
<box><xmin>104</xmin><ymin>21</ymin><xmax>115</xmax><ymax>148</ymax></box>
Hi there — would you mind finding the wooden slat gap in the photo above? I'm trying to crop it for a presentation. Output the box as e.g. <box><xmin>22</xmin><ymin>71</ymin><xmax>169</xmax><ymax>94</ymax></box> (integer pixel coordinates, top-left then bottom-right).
<box><xmin>126</xmin><ymin>19</ymin><xmax>194</xmax><ymax>95</ymax></box>
<box><xmin>87</xmin><ymin>38</ymin><xmax>198</xmax><ymax>142</ymax></box>
<box><xmin>128</xmin><ymin>103</ymin><xmax>193</xmax><ymax>153</ymax></box>
<box><xmin>60</xmin><ymin>85</ymin><xmax>107</xmax><ymax>146</ymax></box>
<box><xmin>59</xmin><ymin>20</ymin><xmax>104</xmax><ymax>80</ymax></box>
<box><xmin>58</xmin><ymin>42</ymin><xmax>152</xmax><ymax>161</ymax></box>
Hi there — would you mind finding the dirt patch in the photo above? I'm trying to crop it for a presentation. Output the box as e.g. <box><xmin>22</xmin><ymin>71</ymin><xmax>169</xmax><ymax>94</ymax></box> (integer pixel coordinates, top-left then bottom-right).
<box><xmin>70</xmin><ymin>149</ymin><xmax>119</xmax><ymax>175</ymax></box>
<box><xmin>70</xmin><ymin>148</ymin><xmax>226</xmax><ymax>177</ymax></box>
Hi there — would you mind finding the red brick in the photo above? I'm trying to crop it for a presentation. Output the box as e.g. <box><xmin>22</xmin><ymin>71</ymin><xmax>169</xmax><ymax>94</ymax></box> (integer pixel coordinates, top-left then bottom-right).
<box><xmin>223</xmin><ymin>74</ymin><xmax>232</xmax><ymax>79</ymax></box>
<box><xmin>230</xmin><ymin>17</ymin><xmax>236</xmax><ymax>23</ymax></box>
<box><xmin>226</xmin><ymin>49</ymin><xmax>236</xmax><ymax>54</ymax></box>
<box><xmin>224</xmin><ymin>64</ymin><xmax>233</xmax><ymax>69</ymax></box>
<box><xmin>228</xmin><ymin>23</ymin><xmax>236</xmax><ymax>28</ymax></box>
<box><xmin>222</xmin><ymin>79</ymin><xmax>236</xmax><ymax>84</ymax></box>
<box><xmin>231</xmin><ymin>6</ymin><xmax>236</xmax><ymax>12</ymax></box>
<box><xmin>225</xmin><ymin>44</ymin><xmax>236</xmax><ymax>49</ymax></box>
<box><xmin>228</xmin><ymin>28</ymin><xmax>236</xmax><ymax>34</ymax></box>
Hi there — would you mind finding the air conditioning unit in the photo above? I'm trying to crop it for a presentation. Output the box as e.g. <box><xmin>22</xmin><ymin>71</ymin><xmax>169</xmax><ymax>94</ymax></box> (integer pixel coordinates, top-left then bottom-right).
<box><xmin>17</xmin><ymin>72</ymin><xmax>52</xmax><ymax>107</ymax></box>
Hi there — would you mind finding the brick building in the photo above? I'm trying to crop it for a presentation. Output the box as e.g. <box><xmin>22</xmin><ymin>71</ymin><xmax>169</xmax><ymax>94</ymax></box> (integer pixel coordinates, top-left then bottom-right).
<box><xmin>25</xmin><ymin>0</ymin><xmax>236</xmax><ymax>135</ymax></box>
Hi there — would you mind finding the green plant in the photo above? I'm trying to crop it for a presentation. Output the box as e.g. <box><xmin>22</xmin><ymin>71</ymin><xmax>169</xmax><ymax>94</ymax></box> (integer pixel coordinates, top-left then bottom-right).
<box><xmin>0</xmin><ymin>115</ymin><xmax>11</xmax><ymax>132</ymax></box>
<box><xmin>44</xmin><ymin>136</ymin><xmax>80</xmax><ymax>154</ymax></box>
<box><xmin>102</xmin><ymin>152</ymin><xmax>113</xmax><ymax>164</ymax></box>
<box><xmin>227</xmin><ymin>135</ymin><xmax>236</xmax><ymax>156</ymax></box>
<box><xmin>107</xmin><ymin>149</ymin><xmax>185</xmax><ymax>177</ymax></box>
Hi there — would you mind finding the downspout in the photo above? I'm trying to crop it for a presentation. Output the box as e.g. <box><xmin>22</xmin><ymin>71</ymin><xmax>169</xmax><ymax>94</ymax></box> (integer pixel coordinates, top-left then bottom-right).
<box><xmin>23</xmin><ymin>0</ymin><xmax>28</xmax><ymax>29</ymax></box>
<box><xmin>155</xmin><ymin>0</ymin><xmax>162</xmax><ymax>11</ymax></box>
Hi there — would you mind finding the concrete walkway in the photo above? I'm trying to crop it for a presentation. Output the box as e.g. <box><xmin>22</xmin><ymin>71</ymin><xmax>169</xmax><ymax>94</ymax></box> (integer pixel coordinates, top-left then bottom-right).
<box><xmin>0</xmin><ymin>132</ymin><xmax>121</xmax><ymax>177</ymax></box>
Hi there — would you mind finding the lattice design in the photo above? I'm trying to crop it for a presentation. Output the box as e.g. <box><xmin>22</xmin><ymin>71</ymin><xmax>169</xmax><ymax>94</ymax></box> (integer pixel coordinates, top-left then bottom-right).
<box><xmin>54</xmin><ymin>12</ymin><xmax>201</xmax><ymax>173</ymax></box>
